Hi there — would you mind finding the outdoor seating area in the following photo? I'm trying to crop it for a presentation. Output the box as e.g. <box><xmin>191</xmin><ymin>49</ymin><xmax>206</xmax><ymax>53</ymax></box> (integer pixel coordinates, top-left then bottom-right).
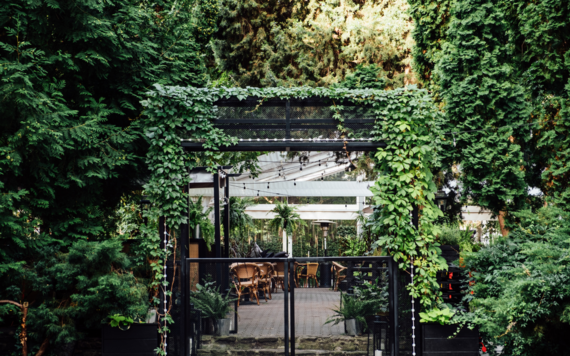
<box><xmin>229</xmin><ymin>262</ymin><xmax>346</xmax><ymax>308</ymax></box>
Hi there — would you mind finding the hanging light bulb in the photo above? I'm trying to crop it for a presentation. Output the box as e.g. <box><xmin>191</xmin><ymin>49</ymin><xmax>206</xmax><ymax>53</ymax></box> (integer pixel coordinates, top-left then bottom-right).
<box><xmin>319</xmin><ymin>160</ymin><xmax>321</xmax><ymax>166</ymax></box>
<box><xmin>267</xmin><ymin>183</ymin><xmax>269</xmax><ymax>189</ymax></box>
<box><xmin>243</xmin><ymin>183</ymin><xmax>246</xmax><ymax>190</ymax></box>
<box><xmin>294</xmin><ymin>179</ymin><xmax>296</xmax><ymax>186</ymax></box>
<box><xmin>257</xmin><ymin>190</ymin><xmax>260</xmax><ymax>196</ymax></box>
<box><xmin>300</xmin><ymin>165</ymin><xmax>303</xmax><ymax>171</ymax></box>
<box><xmin>321</xmin><ymin>173</ymin><xmax>324</xmax><ymax>181</ymax></box>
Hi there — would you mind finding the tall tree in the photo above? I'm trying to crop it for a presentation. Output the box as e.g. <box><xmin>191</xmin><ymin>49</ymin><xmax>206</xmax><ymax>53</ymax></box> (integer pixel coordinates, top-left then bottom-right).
<box><xmin>0</xmin><ymin>0</ymin><xmax>216</xmax><ymax>352</ymax></box>
<box><xmin>408</xmin><ymin>0</ymin><xmax>570</xmax><ymax>219</ymax></box>
<box><xmin>212</xmin><ymin>0</ymin><xmax>415</xmax><ymax>87</ymax></box>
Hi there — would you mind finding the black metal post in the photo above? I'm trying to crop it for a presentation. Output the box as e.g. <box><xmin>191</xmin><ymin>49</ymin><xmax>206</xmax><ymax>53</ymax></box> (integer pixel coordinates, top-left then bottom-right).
<box><xmin>214</xmin><ymin>171</ymin><xmax>222</xmax><ymax>288</ymax></box>
<box><xmin>412</xmin><ymin>204</ymin><xmax>420</xmax><ymax>356</ymax></box>
<box><xmin>222</xmin><ymin>179</ymin><xmax>230</xmax><ymax>292</ymax></box>
<box><xmin>224</xmin><ymin>179</ymin><xmax>230</xmax><ymax>258</ymax></box>
<box><xmin>159</xmin><ymin>216</ymin><xmax>166</xmax><ymax>250</ymax></box>
<box><xmin>284</xmin><ymin>259</ymin><xmax>289</xmax><ymax>356</ymax></box>
<box><xmin>391</xmin><ymin>258</ymin><xmax>399</xmax><ymax>356</ymax></box>
<box><xmin>290</xmin><ymin>260</ymin><xmax>295</xmax><ymax>356</ymax></box>
<box><xmin>180</xmin><ymin>201</ymin><xmax>189</xmax><ymax>356</ymax></box>
<box><xmin>286</xmin><ymin>100</ymin><xmax>291</xmax><ymax>139</ymax></box>
<box><xmin>214</xmin><ymin>171</ymin><xmax>221</xmax><ymax>258</ymax></box>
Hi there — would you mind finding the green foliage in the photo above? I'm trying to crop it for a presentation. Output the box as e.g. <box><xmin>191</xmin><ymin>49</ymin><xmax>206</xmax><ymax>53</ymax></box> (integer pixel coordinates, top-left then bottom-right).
<box><xmin>0</xmin><ymin>0</ymin><xmax>217</xmax><ymax>352</ymax></box>
<box><xmin>189</xmin><ymin>281</ymin><xmax>236</xmax><ymax>320</ymax></box>
<box><xmin>370</xmin><ymin>87</ymin><xmax>447</xmax><ymax>308</ymax></box>
<box><xmin>409</xmin><ymin>0</ymin><xmax>570</xmax><ymax>214</ymax></box>
<box><xmin>267</xmin><ymin>201</ymin><xmax>307</xmax><ymax>237</ymax></box>
<box><xmin>337</xmin><ymin>226</ymin><xmax>357</xmax><ymax>238</ymax></box>
<box><xmin>455</xmin><ymin>207</ymin><xmax>570</xmax><ymax>355</ymax></box>
<box><xmin>0</xmin><ymin>240</ymin><xmax>149</xmax><ymax>347</ymax></box>
<box><xmin>144</xmin><ymin>84</ymin><xmax>443</xmax><ymax>319</ymax></box>
<box><xmin>223</xmin><ymin>197</ymin><xmax>255</xmax><ymax>257</ymax></box>
<box><xmin>189</xmin><ymin>196</ymin><xmax>215</xmax><ymax>250</ymax></box>
<box><xmin>341</xmin><ymin>235</ymin><xmax>369</xmax><ymax>257</ymax></box>
<box><xmin>435</xmin><ymin>0</ymin><xmax>530</xmax><ymax>218</ymax></box>
<box><xmin>419</xmin><ymin>305</ymin><xmax>454</xmax><ymax>325</ymax></box>
<box><xmin>336</xmin><ymin>64</ymin><xmax>387</xmax><ymax>90</ymax></box>
<box><xmin>212</xmin><ymin>0</ymin><xmax>415</xmax><ymax>87</ymax></box>
<box><xmin>353</xmin><ymin>277</ymin><xmax>390</xmax><ymax>313</ymax></box>
<box><xmin>109</xmin><ymin>314</ymin><xmax>135</xmax><ymax>329</ymax></box>
<box><xmin>325</xmin><ymin>286</ymin><xmax>388</xmax><ymax>331</ymax></box>
<box><xmin>438</xmin><ymin>225</ymin><xmax>481</xmax><ymax>253</ymax></box>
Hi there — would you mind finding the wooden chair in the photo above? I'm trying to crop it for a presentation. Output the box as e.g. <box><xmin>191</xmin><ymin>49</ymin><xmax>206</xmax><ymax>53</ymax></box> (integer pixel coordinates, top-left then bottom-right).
<box><xmin>299</xmin><ymin>262</ymin><xmax>319</xmax><ymax>288</ymax></box>
<box><xmin>295</xmin><ymin>263</ymin><xmax>305</xmax><ymax>287</ymax></box>
<box><xmin>331</xmin><ymin>261</ymin><xmax>347</xmax><ymax>291</ymax></box>
<box><xmin>274</xmin><ymin>262</ymin><xmax>298</xmax><ymax>291</ymax></box>
<box><xmin>256</xmin><ymin>262</ymin><xmax>274</xmax><ymax>300</ymax></box>
<box><xmin>231</xmin><ymin>263</ymin><xmax>261</xmax><ymax>307</ymax></box>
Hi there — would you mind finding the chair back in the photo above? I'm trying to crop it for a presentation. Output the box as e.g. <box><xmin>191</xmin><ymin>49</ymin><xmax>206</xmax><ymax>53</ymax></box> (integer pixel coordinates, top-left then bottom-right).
<box><xmin>274</xmin><ymin>262</ymin><xmax>285</xmax><ymax>274</ymax></box>
<box><xmin>307</xmin><ymin>262</ymin><xmax>319</xmax><ymax>275</ymax></box>
<box><xmin>232</xmin><ymin>263</ymin><xmax>260</xmax><ymax>281</ymax></box>
<box><xmin>332</xmin><ymin>261</ymin><xmax>346</xmax><ymax>272</ymax></box>
<box><xmin>257</xmin><ymin>263</ymin><xmax>273</xmax><ymax>279</ymax></box>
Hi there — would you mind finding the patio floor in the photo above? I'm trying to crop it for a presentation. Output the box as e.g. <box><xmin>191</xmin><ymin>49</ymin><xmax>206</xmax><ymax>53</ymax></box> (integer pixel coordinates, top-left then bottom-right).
<box><xmin>236</xmin><ymin>288</ymin><xmax>344</xmax><ymax>337</ymax></box>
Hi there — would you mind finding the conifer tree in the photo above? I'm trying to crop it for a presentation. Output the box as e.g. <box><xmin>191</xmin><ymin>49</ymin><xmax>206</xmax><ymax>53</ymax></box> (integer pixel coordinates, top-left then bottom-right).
<box><xmin>0</xmin><ymin>0</ymin><xmax>216</xmax><ymax>352</ymax></box>
<box><xmin>212</xmin><ymin>0</ymin><xmax>415</xmax><ymax>87</ymax></box>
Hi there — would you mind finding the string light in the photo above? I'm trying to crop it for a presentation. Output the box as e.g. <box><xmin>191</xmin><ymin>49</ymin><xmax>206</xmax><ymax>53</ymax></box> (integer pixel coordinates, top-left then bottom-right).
<box><xmin>294</xmin><ymin>179</ymin><xmax>296</xmax><ymax>186</ymax></box>
<box><xmin>411</xmin><ymin>258</ymin><xmax>416</xmax><ymax>356</ymax></box>
<box><xmin>257</xmin><ymin>190</ymin><xmax>260</xmax><ymax>196</ymax></box>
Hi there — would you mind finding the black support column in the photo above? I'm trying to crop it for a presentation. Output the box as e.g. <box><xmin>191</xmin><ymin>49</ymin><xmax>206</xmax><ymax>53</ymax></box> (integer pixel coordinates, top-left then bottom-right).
<box><xmin>412</xmin><ymin>204</ymin><xmax>421</xmax><ymax>356</ymax></box>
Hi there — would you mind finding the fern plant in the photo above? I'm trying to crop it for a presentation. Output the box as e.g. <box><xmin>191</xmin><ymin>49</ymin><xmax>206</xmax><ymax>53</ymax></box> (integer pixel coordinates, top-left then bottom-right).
<box><xmin>189</xmin><ymin>281</ymin><xmax>236</xmax><ymax>320</ymax></box>
<box><xmin>325</xmin><ymin>293</ymin><xmax>384</xmax><ymax>331</ymax></box>
<box><xmin>267</xmin><ymin>201</ymin><xmax>307</xmax><ymax>236</ymax></box>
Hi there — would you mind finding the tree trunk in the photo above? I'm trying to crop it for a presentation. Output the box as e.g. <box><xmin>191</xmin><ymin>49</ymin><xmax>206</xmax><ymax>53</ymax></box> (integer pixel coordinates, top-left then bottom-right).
<box><xmin>498</xmin><ymin>211</ymin><xmax>509</xmax><ymax>237</ymax></box>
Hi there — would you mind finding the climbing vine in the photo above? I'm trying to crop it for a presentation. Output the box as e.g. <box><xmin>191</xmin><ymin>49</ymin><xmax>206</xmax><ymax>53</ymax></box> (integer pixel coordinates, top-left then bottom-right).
<box><xmin>141</xmin><ymin>85</ymin><xmax>446</xmax><ymax>346</ymax></box>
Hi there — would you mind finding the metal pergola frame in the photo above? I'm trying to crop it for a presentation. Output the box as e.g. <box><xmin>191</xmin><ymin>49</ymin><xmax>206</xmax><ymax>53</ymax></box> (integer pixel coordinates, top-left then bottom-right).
<box><xmin>181</xmin><ymin>96</ymin><xmax>386</xmax><ymax>152</ymax></box>
<box><xmin>168</xmin><ymin>95</ymin><xmax>420</xmax><ymax>356</ymax></box>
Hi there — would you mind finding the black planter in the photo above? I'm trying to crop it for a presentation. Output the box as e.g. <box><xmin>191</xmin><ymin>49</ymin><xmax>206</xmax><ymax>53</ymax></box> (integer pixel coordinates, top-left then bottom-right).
<box><xmin>102</xmin><ymin>323</ymin><xmax>158</xmax><ymax>356</ymax></box>
<box><xmin>422</xmin><ymin>323</ymin><xmax>479</xmax><ymax>356</ymax></box>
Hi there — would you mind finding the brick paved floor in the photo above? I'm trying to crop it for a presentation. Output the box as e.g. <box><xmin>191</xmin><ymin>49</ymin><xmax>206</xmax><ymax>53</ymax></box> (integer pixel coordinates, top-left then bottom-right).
<box><xmin>236</xmin><ymin>288</ymin><xmax>344</xmax><ymax>337</ymax></box>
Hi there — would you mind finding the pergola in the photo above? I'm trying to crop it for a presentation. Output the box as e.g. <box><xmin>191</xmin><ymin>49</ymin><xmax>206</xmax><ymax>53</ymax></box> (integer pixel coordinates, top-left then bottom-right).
<box><xmin>183</xmin><ymin>96</ymin><xmax>385</xmax><ymax>259</ymax></box>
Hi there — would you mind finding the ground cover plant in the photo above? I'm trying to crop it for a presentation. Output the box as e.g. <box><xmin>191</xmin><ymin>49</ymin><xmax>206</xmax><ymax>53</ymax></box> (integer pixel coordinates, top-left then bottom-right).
<box><xmin>455</xmin><ymin>207</ymin><xmax>570</xmax><ymax>355</ymax></box>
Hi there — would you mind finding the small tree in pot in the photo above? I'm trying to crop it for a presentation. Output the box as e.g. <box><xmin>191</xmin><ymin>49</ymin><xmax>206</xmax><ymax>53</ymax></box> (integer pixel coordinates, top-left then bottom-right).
<box><xmin>190</xmin><ymin>281</ymin><xmax>236</xmax><ymax>336</ymax></box>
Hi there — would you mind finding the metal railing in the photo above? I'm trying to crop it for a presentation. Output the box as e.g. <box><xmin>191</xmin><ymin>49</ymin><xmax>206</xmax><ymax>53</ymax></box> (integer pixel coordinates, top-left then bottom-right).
<box><xmin>183</xmin><ymin>256</ymin><xmax>399</xmax><ymax>356</ymax></box>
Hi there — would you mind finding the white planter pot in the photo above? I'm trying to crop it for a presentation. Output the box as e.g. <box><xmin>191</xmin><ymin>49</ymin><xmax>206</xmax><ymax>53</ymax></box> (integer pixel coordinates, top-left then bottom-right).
<box><xmin>215</xmin><ymin>318</ymin><xmax>231</xmax><ymax>336</ymax></box>
<box><xmin>345</xmin><ymin>319</ymin><xmax>361</xmax><ymax>336</ymax></box>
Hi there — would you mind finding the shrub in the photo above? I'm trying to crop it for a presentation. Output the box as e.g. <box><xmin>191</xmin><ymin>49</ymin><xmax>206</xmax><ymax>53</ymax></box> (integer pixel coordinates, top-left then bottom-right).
<box><xmin>455</xmin><ymin>207</ymin><xmax>570</xmax><ymax>355</ymax></box>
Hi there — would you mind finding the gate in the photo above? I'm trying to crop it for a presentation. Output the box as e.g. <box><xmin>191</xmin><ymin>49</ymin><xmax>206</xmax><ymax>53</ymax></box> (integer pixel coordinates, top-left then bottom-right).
<box><xmin>181</xmin><ymin>256</ymin><xmax>399</xmax><ymax>356</ymax></box>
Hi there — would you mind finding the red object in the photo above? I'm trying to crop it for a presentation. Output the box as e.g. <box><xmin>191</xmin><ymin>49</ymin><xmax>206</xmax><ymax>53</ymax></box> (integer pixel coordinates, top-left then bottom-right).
<box><xmin>449</xmin><ymin>272</ymin><xmax>453</xmax><ymax>279</ymax></box>
<box><xmin>449</xmin><ymin>283</ymin><xmax>452</xmax><ymax>290</ymax></box>
<box><xmin>480</xmin><ymin>341</ymin><xmax>487</xmax><ymax>353</ymax></box>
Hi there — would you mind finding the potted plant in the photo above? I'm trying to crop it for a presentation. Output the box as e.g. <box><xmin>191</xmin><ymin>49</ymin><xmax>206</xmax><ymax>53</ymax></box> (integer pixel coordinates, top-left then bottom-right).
<box><xmin>419</xmin><ymin>306</ymin><xmax>479</xmax><ymax>355</ymax></box>
<box><xmin>102</xmin><ymin>313</ymin><xmax>158</xmax><ymax>356</ymax></box>
<box><xmin>325</xmin><ymin>293</ymin><xmax>382</xmax><ymax>336</ymax></box>
<box><xmin>190</xmin><ymin>281</ymin><xmax>236</xmax><ymax>336</ymax></box>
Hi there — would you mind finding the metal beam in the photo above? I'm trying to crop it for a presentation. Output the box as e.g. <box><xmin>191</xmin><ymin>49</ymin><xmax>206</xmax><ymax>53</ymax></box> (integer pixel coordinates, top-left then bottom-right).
<box><xmin>181</xmin><ymin>141</ymin><xmax>385</xmax><ymax>152</ymax></box>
